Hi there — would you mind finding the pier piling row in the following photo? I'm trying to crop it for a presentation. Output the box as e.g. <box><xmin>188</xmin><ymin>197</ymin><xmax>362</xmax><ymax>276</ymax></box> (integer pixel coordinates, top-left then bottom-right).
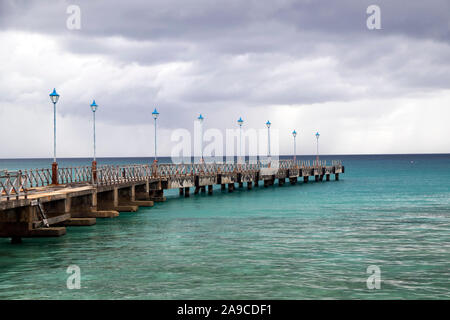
<box><xmin>0</xmin><ymin>160</ymin><xmax>343</xmax><ymax>241</ymax></box>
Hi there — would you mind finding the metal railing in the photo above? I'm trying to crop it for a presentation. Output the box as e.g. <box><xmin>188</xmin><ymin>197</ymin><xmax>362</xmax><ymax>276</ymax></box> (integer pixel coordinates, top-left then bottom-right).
<box><xmin>1</xmin><ymin>170</ymin><xmax>28</xmax><ymax>201</ymax></box>
<box><xmin>4</xmin><ymin>160</ymin><xmax>343</xmax><ymax>192</ymax></box>
<box><xmin>58</xmin><ymin>166</ymin><xmax>92</xmax><ymax>184</ymax></box>
<box><xmin>23</xmin><ymin>168</ymin><xmax>52</xmax><ymax>187</ymax></box>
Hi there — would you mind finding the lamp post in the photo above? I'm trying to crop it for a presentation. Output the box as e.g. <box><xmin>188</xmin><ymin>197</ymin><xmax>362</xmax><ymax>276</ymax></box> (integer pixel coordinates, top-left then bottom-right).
<box><xmin>292</xmin><ymin>130</ymin><xmax>297</xmax><ymax>164</ymax></box>
<box><xmin>237</xmin><ymin>117</ymin><xmax>244</xmax><ymax>163</ymax></box>
<box><xmin>90</xmin><ymin>100</ymin><xmax>98</xmax><ymax>183</ymax></box>
<box><xmin>49</xmin><ymin>88</ymin><xmax>60</xmax><ymax>185</ymax></box>
<box><xmin>152</xmin><ymin>108</ymin><xmax>159</xmax><ymax>163</ymax></box>
<box><xmin>266</xmin><ymin>120</ymin><xmax>271</xmax><ymax>165</ymax></box>
<box><xmin>198</xmin><ymin>114</ymin><xmax>204</xmax><ymax>163</ymax></box>
<box><xmin>315</xmin><ymin>131</ymin><xmax>320</xmax><ymax>166</ymax></box>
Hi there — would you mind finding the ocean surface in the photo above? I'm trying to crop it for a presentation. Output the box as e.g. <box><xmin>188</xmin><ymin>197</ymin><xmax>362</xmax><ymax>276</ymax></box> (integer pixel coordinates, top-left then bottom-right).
<box><xmin>0</xmin><ymin>154</ymin><xmax>449</xmax><ymax>299</ymax></box>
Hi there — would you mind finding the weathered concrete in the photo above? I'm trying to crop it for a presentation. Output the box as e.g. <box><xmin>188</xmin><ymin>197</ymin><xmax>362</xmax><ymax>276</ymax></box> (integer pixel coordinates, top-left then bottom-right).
<box><xmin>30</xmin><ymin>227</ymin><xmax>66</xmax><ymax>237</ymax></box>
<box><xmin>61</xmin><ymin>218</ymin><xmax>96</xmax><ymax>227</ymax></box>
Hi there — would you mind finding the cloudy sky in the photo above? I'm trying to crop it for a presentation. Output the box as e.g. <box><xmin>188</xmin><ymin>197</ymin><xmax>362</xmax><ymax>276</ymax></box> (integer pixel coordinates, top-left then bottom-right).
<box><xmin>0</xmin><ymin>0</ymin><xmax>449</xmax><ymax>158</ymax></box>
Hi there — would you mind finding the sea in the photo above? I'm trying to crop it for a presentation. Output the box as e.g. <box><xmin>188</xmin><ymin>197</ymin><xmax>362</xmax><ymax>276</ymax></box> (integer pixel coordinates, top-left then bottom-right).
<box><xmin>0</xmin><ymin>154</ymin><xmax>449</xmax><ymax>299</ymax></box>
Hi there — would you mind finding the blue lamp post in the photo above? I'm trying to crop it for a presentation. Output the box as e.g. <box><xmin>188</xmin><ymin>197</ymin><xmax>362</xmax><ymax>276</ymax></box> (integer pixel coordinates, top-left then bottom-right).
<box><xmin>266</xmin><ymin>120</ymin><xmax>271</xmax><ymax>163</ymax></box>
<box><xmin>49</xmin><ymin>88</ymin><xmax>60</xmax><ymax>184</ymax></box>
<box><xmin>90</xmin><ymin>100</ymin><xmax>98</xmax><ymax>183</ymax></box>
<box><xmin>198</xmin><ymin>114</ymin><xmax>204</xmax><ymax>162</ymax></box>
<box><xmin>237</xmin><ymin>117</ymin><xmax>244</xmax><ymax>163</ymax></box>
<box><xmin>90</xmin><ymin>100</ymin><xmax>98</xmax><ymax>161</ymax></box>
<box><xmin>152</xmin><ymin>108</ymin><xmax>159</xmax><ymax>163</ymax></box>
<box><xmin>315</xmin><ymin>131</ymin><xmax>320</xmax><ymax>166</ymax></box>
<box><xmin>292</xmin><ymin>130</ymin><xmax>297</xmax><ymax>163</ymax></box>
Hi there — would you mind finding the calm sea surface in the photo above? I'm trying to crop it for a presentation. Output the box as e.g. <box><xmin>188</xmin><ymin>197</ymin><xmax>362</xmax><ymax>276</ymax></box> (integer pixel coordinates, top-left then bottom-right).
<box><xmin>0</xmin><ymin>154</ymin><xmax>449</xmax><ymax>299</ymax></box>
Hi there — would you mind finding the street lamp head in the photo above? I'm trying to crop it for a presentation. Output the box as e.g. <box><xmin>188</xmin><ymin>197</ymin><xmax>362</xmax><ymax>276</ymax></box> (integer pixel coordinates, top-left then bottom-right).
<box><xmin>198</xmin><ymin>114</ymin><xmax>204</xmax><ymax>122</ymax></box>
<box><xmin>90</xmin><ymin>100</ymin><xmax>98</xmax><ymax>112</ymax></box>
<box><xmin>292</xmin><ymin>130</ymin><xmax>297</xmax><ymax>138</ymax></box>
<box><xmin>49</xmin><ymin>88</ymin><xmax>60</xmax><ymax>104</ymax></box>
<box><xmin>152</xmin><ymin>108</ymin><xmax>159</xmax><ymax>119</ymax></box>
<box><xmin>237</xmin><ymin>117</ymin><xmax>244</xmax><ymax>127</ymax></box>
<box><xmin>266</xmin><ymin>120</ymin><xmax>271</xmax><ymax>128</ymax></box>
<box><xmin>316</xmin><ymin>132</ymin><xmax>320</xmax><ymax>139</ymax></box>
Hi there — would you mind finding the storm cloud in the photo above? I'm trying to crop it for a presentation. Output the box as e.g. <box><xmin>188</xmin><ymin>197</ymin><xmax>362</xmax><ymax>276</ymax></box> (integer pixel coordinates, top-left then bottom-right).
<box><xmin>0</xmin><ymin>0</ymin><xmax>449</xmax><ymax>157</ymax></box>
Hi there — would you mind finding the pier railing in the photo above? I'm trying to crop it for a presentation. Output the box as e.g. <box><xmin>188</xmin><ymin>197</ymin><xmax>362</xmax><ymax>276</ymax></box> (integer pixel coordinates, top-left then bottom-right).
<box><xmin>58</xmin><ymin>166</ymin><xmax>93</xmax><ymax>185</ymax></box>
<box><xmin>0</xmin><ymin>170</ymin><xmax>28</xmax><ymax>201</ymax></box>
<box><xmin>5</xmin><ymin>159</ymin><xmax>343</xmax><ymax>192</ymax></box>
<box><xmin>23</xmin><ymin>168</ymin><xmax>52</xmax><ymax>187</ymax></box>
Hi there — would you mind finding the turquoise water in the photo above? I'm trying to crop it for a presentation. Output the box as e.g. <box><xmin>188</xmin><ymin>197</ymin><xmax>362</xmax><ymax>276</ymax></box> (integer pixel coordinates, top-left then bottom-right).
<box><xmin>0</xmin><ymin>155</ymin><xmax>449</xmax><ymax>299</ymax></box>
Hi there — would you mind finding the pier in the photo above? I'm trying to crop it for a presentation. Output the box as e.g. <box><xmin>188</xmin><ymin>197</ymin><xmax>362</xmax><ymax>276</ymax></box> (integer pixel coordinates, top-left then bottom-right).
<box><xmin>0</xmin><ymin>160</ymin><xmax>344</xmax><ymax>243</ymax></box>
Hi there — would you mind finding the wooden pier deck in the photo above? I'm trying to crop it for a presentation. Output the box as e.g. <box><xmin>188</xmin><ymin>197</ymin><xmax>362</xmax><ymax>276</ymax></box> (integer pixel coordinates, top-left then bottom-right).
<box><xmin>1</xmin><ymin>160</ymin><xmax>344</xmax><ymax>242</ymax></box>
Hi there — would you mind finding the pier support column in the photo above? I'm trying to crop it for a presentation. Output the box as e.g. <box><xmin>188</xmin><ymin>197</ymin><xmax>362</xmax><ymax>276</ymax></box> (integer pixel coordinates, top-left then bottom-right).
<box><xmin>179</xmin><ymin>188</ymin><xmax>184</xmax><ymax>196</ymax></box>
<box><xmin>239</xmin><ymin>182</ymin><xmax>243</xmax><ymax>188</ymax></box>
<box><xmin>194</xmin><ymin>187</ymin><xmax>200</xmax><ymax>195</ymax></box>
<box><xmin>289</xmin><ymin>177</ymin><xmax>297</xmax><ymax>185</ymax></box>
<box><xmin>319</xmin><ymin>175</ymin><xmax>324</xmax><ymax>182</ymax></box>
<box><xmin>201</xmin><ymin>186</ymin><xmax>206</xmax><ymax>193</ymax></box>
<box><xmin>254</xmin><ymin>180</ymin><xmax>259</xmax><ymax>187</ymax></box>
<box><xmin>264</xmin><ymin>180</ymin><xmax>269</xmax><ymax>188</ymax></box>
<box><xmin>247</xmin><ymin>182</ymin><xmax>253</xmax><ymax>190</ymax></box>
<box><xmin>315</xmin><ymin>176</ymin><xmax>319</xmax><ymax>182</ymax></box>
<box><xmin>131</xmin><ymin>185</ymin><xmax>136</xmax><ymax>202</ymax></box>
<box><xmin>208</xmin><ymin>185</ymin><xmax>213</xmax><ymax>195</ymax></box>
<box><xmin>303</xmin><ymin>176</ymin><xmax>309</xmax><ymax>183</ymax></box>
<box><xmin>326</xmin><ymin>174</ymin><xmax>330</xmax><ymax>181</ymax></box>
<box><xmin>149</xmin><ymin>189</ymin><xmax>166</xmax><ymax>202</ymax></box>
<box><xmin>92</xmin><ymin>192</ymin><xmax>97</xmax><ymax>208</ymax></box>
<box><xmin>228</xmin><ymin>183</ymin><xmax>234</xmax><ymax>193</ymax></box>
<box><xmin>184</xmin><ymin>187</ymin><xmax>190</xmax><ymax>197</ymax></box>
<box><xmin>335</xmin><ymin>173</ymin><xmax>339</xmax><ymax>181</ymax></box>
<box><xmin>113</xmin><ymin>188</ymin><xmax>119</xmax><ymax>207</ymax></box>
<box><xmin>279</xmin><ymin>178</ymin><xmax>285</xmax><ymax>186</ymax></box>
<box><xmin>221</xmin><ymin>184</ymin><xmax>226</xmax><ymax>191</ymax></box>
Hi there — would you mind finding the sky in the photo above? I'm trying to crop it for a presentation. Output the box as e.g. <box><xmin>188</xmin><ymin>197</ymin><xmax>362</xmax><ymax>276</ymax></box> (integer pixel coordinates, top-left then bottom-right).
<box><xmin>0</xmin><ymin>0</ymin><xmax>449</xmax><ymax>158</ymax></box>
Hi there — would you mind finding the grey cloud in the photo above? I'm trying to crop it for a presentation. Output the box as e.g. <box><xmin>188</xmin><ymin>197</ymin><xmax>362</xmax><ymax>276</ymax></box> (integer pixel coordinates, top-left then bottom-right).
<box><xmin>1</xmin><ymin>0</ymin><xmax>450</xmax><ymax>129</ymax></box>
